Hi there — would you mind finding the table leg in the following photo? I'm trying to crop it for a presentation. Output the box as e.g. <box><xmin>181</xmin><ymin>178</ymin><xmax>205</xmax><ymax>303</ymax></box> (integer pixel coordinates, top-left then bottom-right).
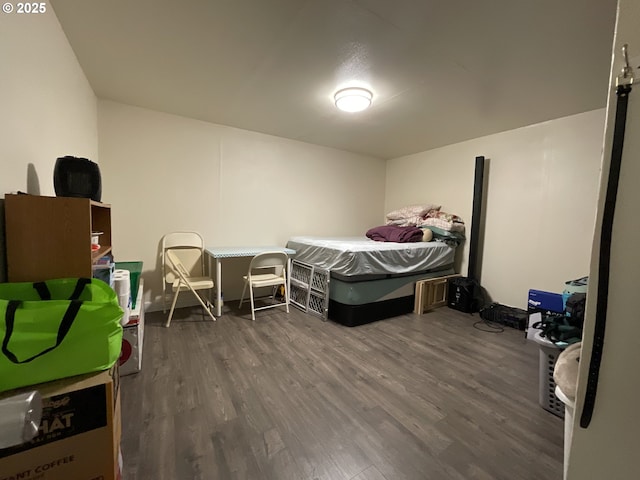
<box><xmin>286</xmin><ymin>257</ymin><xmax>292</xmax><ymax>304</ymax></box>
<box><xmin>216</xmin><ymin>258</ymin><xmax>222</xmax><ymax>316</ymax></box>
<box><xmin>207</xmin><ymin>254</ymin><xmax>212</xmax><ymax>306</ymax></box>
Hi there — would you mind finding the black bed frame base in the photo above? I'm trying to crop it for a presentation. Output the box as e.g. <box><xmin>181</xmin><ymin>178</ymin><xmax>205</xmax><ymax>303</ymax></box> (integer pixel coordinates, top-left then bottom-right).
<box><xmin>328</xmin><ymin>296</ymin><xmax>415</xmax><ymax>327</ymax></box>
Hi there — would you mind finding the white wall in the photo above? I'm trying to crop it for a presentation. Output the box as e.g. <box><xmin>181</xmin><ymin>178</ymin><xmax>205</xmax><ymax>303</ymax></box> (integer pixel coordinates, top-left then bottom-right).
<box><xmin>98</xmin><ymin>100</ymin><xmax>386</xmax><ymax>310</ymax></box>
<box><xmin>0</xmin><ymin>5</ymin><xmax>607</xmax><ymax>317</ymax></box>
<box><xmin>386</xmin><ymin>110</ymin><xmax>605</xmax><ymax>308</ymax></box>
<box><xmin>0</xmin><ymin>4</ymin><xmax>98</xmax><ymax>281</ymax></box>
<box><xmin>568</xmin><ymin>0</ymin><xmax>640</xmax><ymax>477</ymax></box>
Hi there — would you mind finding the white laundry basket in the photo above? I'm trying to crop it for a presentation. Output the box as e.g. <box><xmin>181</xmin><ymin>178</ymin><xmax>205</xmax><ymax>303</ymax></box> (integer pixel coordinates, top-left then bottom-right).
<box><xmin>533</xmin><ymin>332</ymin><xmax>565</xmax><ymax>417</ymax></box>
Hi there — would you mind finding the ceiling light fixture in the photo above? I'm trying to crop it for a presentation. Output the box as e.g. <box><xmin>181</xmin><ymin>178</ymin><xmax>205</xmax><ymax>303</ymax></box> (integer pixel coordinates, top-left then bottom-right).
<box><xmin>334</xmin><ymin>87</ymin><xmax>373</xmax><ymax>112</ymax></box>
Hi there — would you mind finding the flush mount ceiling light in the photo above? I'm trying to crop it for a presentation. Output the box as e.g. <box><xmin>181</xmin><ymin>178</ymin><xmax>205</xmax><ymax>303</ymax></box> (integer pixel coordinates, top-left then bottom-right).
<box><xmin>334</xmin><ymin>87</ymin><xmax>373</xmax><ymax>112</ymax></box>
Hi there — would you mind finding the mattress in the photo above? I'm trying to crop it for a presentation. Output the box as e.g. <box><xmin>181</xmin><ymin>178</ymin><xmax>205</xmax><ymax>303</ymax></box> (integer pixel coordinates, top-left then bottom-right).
<box><xmin>286</xmin><ymin>236</ymin><xmax>455</xmax><ymax>279</ymax></box>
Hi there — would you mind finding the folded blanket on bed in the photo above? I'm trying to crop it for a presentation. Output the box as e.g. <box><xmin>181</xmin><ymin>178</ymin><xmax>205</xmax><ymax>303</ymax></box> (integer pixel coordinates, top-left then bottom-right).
<box><xmin>385</xmin><ymin>204</ymin><xmax>440</xmax><ymax>222</ymax></box>
<box><xmin>419</xmin><ymin>217</ymin><xmax>465</xmax><ymax>232</ymax></box>
<box><xmin>366</xmin><ymin>225</ymin><xmax>424</xmax><ymax>243</ymax></box>
<box><xmin>418</xmin><ymin>210</ymin><xmax>465</xmax><ymax>232</ymax></box>
<box><xmin>384</xmin><ymin>205</ymin><xmax>464</xmax><ymax>232</ymax></box>
<box><xmin>385</xmin><ymin>216</ymin><xmax>423</xmax><ymax>227</ymax></box>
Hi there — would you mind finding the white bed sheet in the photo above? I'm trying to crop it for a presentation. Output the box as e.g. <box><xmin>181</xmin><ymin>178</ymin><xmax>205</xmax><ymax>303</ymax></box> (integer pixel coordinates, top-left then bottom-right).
<box><xmin>286</xmin><ymin>236</ymin><xmax>455</xmax><ymax>277</ymax></box>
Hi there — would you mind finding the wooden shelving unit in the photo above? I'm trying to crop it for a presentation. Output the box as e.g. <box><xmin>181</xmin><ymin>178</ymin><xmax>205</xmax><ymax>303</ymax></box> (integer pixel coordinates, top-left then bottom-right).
<box><xmin>4</xmin><ymin>194</ymin><xmax>112</xmax><ymax>282</ymax></box>
<box><xmin>414</xmin><ymin>274</ymin><xmax>461</xmax><ymax>314</ymax></box>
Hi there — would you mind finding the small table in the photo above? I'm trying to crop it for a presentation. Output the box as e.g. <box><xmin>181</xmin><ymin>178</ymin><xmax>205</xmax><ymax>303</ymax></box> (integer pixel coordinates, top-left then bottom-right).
<box><xmin>205</xmin><ymin>246</ymin><xmax>296</xmax><ymax>316</ymax></box>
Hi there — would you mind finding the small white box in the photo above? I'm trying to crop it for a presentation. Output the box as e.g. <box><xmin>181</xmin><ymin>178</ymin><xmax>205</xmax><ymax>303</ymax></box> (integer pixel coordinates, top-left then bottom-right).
<box><xmin>119</xmin><ymin>281</ymin><xmax>144</xmax><ymax>376</ymax></box>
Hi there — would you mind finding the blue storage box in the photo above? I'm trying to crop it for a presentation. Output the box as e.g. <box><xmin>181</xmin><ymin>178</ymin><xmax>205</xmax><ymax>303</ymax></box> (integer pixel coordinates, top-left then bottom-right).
<box><xmin>528</xmin><ymin>289</ymin><xmax>564</xmax><ymax>314</ymax></box>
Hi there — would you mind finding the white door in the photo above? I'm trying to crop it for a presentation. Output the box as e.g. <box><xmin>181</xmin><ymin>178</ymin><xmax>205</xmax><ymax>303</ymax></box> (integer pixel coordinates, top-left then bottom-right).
<box><xmin>568</xmin><ymin>1</ymin><xmax>640</xmax><ymax>478</ymax></box>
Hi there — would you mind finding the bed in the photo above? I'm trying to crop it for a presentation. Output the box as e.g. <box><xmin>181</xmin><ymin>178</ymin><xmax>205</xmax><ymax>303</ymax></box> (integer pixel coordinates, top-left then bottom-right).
<box><xmin>285</xmin><ymin>236</ymin><xmax>457</xmax><ymax>326</ymax></box>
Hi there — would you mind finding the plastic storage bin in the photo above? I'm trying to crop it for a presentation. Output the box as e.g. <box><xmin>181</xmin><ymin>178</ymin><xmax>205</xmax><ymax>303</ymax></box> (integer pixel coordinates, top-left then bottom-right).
<box><xmin>534</xmin><ymin>331</ymin><xmax>565</xmax><ymax>417</ymax></box>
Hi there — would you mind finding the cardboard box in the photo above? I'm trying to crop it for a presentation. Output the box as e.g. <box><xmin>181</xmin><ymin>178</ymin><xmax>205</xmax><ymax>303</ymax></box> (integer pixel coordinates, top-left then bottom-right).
<box><xmin>527</xmin><ymin>289</ymin><xmax>564</xmax><ymax>340</ymax></box>
<box><xmin>0</xmin><ymin>368</ymin><xmax>121</xmax><ymax>480</ymax></box>
<box><xmin>119</xmin><ymin>281</ymin><xmax>144</xmax><ymax>376</ymax></box>
<box><xmin>527</xmin><ymin>289</ymin><xmax>564</xmax><ymax>315</ymax></box>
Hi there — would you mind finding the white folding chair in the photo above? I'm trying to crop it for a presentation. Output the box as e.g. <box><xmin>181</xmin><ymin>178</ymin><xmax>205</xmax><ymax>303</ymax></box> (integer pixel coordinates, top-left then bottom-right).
<box><xmin>161</xmin><ymin>232</ymin><xmax>207</xmax><ymax>312</ymax></box>
<box><xmin>164</xmin><ymin>250</ymin><xmax>216</xmax><ymax>327</ymax></box>
<box><xmin>161</xmin><ymin>232</ymin><xmax>215</xmax><ymax>327</ymax></box>
<box><xmin>239</xmin><ymin>251</ymin><xmax>290</xmax><ymax>321</ymax></box>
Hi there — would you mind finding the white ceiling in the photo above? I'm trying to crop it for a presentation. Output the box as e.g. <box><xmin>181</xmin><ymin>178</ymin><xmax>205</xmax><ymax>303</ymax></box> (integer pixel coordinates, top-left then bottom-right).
<box><xmin>50</xmin><ymin>0</ymin><xmax>618</xmax><ymax>160</ymax></box>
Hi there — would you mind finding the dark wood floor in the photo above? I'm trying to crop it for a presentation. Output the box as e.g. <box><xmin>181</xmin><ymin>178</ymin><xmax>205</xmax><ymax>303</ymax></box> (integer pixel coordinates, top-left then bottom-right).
<box><xmin>120</xmin><ymin>304</ymin><xmax>564</xmax><ymax>480</ymax></box>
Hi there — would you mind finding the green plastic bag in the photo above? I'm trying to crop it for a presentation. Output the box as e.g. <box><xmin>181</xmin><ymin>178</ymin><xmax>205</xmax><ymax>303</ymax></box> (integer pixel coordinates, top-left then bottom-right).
<box><xmin>0</xmin><ymin>278</ymin><xmax>123</xmax><ymax>392</ymax></box>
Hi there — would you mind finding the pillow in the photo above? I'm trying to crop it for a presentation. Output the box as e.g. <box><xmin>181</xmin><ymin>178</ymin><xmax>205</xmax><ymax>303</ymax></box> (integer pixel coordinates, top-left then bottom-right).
<box><xmin>422</xmin><ymin>228</ymin><xmax>433</xmax><ymax>242</ymax></box>
<box><xmin>385</xmin><ymin>204</ymin><xmax>440</xmax><ymax>220</ymax></box>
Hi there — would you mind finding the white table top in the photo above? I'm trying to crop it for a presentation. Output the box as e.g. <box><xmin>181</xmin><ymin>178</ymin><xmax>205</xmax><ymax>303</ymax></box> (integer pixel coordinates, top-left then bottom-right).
<box><xmin>205</xmin><ymin>246</ymin><xmax>296</xmax><ymax>258</ymax></box>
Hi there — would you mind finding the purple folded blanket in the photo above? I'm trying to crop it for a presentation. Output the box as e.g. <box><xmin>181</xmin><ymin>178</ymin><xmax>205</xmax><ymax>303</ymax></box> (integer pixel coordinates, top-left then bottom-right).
<box><xmin>366</xmin><ymin>225</ymin><xmax>424</xmax><ymax>243</ymax></box>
